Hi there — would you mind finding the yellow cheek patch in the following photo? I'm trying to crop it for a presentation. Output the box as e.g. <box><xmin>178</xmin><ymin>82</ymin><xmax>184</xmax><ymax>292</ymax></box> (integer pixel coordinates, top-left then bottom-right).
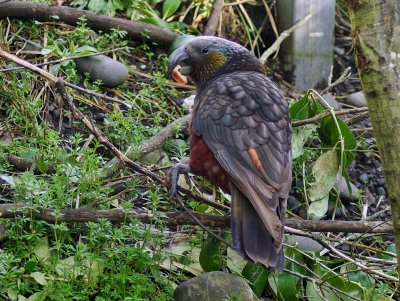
<box><xmin>205</xmin><ymin>51</ymin><xmax>227</xmax><ymax>70</ymax></box>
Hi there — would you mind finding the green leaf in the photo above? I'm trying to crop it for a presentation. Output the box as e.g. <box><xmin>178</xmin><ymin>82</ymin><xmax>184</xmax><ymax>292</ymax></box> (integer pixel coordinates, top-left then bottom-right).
<box><xmin>40</xmin><ymin>48</ymin><xmax>52</xmax><ymax>55</ymax></box>
<box><xmin>162</xmin><ymin>0</ymin><xmax>181</xmax><ymax>19</ymax></box>
<box><xmin>308</xmin><ymin>149</ymin><xmax>339</xmax><ymax>202</ymax></box>
<box><xmin>7</xmin><ymin>288</ymin><xmax>18</xmax><ymax>301</ymax></box>
<box><xmin>140</xmin><ymin>16</ymin><xmax>170</xmax><ymax>29</ymax></box>
<box><xmin>242</xmin><ymin>263</ymin><xmax>269</xmax><ymax>297</ymax></box>
<box><xmin>88</xmin><ymin>0</ymin><xmax>107</xmax><ymax>12</ymax></box>
<box><xmin>269</xmin><ymin>272</ymin><xmax>300</xmax><ymax>301</ymax></box>
<box><xmin>75</xmin><ymin>45</ymin><xmax>98</xmax><ymax>55</ymax></box>
<box><xmin>307</xmin><ymin>262</ymin><xmax>367</xmax><ymax>301</ymax></box>
<box><xmin>24</xmin><ymin>260</ymin><xmax>37</xmax><ymax>273</ymax></box>
<box><xmin>31</xmin><ymin>272</ymin><xmax>47</xmax><ymax>286</ymax></box>
<box><xmin>34</xmin><ymin>237</ymin><xmax>50</xmax><ymax>262</ymax></box>
<box><xmin>112</xmin><ymin>0</ymin><xmax>124</xmax><ymax>10</ymax></box>
<box><xmin>292</xmin><ymin>124</ymin><xmax>317</xmax><ymax>159</ymax></box>
<box><xmin>318</xmin><ymin>117</ymin><xmax>357</xmax><ymax>168</ymax></box>
<box><xmin>308</xmin><ymin>196</ymin><xmax>329</xmax><ymax>219</ymax></box>
<box><xmin>199</xmin><ymin>236</ymin><xmax>224</xmax><ymax>272</ymax></box>
<box><xmin>36</xmin><ymin>157</ymin><xmax>48</xmax><ymax>174</ymax></box>
<box><xmin>289</xmin><ymin>94</ymin><xmax>324</xmax><ymax>121</ymax></box>
<box><xmin>378</xmin><ymin>243</ymin><xmax>396</xmax><ymax>260</ymax></box>
<box><xmin>226</xmin><ymin>248</ymin><xmax>247</xmax><ymax>275</ymax></box>
<box><xmin>268</xmin><ymin>245</ymin><xmax>306</xmax><ymax>300</ymax></box>
<box><xmin>26</xmin><ymin>292</ymin><xmax>45</xmax><ymax>301</ymax></box>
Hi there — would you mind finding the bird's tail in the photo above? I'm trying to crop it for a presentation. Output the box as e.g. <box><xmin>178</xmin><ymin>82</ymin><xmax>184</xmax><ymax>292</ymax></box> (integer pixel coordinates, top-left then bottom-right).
<box><xmin>230</xmin><ymin>184</ymin><xmax>284</xmax><ymax>272</ymax></box>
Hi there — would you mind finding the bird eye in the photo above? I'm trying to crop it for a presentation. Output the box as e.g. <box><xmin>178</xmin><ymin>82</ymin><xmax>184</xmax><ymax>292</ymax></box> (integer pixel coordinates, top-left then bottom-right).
<box><xmin>202</xmin><ymin>47</ymin><xmax>209</xmax><ymax>54</ymax></box>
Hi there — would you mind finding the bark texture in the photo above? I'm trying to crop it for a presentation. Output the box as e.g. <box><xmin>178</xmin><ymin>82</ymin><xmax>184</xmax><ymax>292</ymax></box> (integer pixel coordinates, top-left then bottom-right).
<box><xmin>346</xmin><ymin>0</ymin><xmax>400</xmax><ymax>275</ymax></box>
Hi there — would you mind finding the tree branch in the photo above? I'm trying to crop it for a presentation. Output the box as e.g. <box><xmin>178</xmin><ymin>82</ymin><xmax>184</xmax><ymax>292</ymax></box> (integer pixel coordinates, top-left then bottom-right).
<box><xmin>203</xmin><ymin>0</ymin><xmax>224</xmax><ymax>36</ymax></box>
<box><xmin>0</xmin><ymin>204</ymin><xmax>393</xmax><ymax>233</ymax></box>
<box><xmin>0</xmin><ymin>1</ymin><xmax>178</xmax><ymax>46</ymax></box>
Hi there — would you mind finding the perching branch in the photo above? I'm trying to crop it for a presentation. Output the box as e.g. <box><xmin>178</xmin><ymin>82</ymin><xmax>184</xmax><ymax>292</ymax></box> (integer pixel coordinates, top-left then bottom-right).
<box><xmin>0</xmin><ymin>204</ymin><xmax>393</xmax><ymax>234</ymax></box>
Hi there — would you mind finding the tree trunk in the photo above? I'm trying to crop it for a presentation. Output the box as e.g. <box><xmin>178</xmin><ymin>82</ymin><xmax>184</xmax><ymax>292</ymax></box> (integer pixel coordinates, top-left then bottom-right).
<box><xmin>345</xmin><ymin>0</ymin><xmax>400</xmax><ymax>276</ymax></box>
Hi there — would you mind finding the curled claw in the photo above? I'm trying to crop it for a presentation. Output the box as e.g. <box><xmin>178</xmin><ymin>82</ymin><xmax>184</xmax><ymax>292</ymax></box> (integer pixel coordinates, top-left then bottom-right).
<box><xmin>169</xmin><ymin>163</ymin><xmax>191</xmax><ymax>196</ymax></box>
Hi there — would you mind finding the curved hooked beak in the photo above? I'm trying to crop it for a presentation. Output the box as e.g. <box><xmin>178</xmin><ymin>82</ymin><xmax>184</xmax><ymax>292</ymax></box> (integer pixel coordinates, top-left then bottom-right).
<box><xmin>168</xmin><ymin>47</ymin><xmax>192</xmax><ymax>84</ymax></box>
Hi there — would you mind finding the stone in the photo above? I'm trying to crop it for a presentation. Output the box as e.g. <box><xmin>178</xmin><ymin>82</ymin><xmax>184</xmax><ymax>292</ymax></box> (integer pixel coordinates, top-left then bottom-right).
<box><xmin>376</xmin><ymin>178</ymin><xmax>386</xmax><ymax>186</ymax></box>
<box><xmin>286</xmin><ymin>235</ymin><xmax>323</xmax><ymax>252</ymax></box>
<box><xmin>344</xmin><ymin>91</ymin><xmax>367</xmax><ymax>107</ymax></box>
<box><xmin>377</xmin><ymin>187</ymin><xmax>387</xmax><ymax>197</ymax></box>
<box><xmin>287</xmin><ymin>196</ymin><xmax>301</xmax><ymax>214</ymax></box>
<box><xmin>320</xmin><ymin>93</ymin><xmax>341</xmax><ymax>110</ymax></box>
<box><xmin>335</xmin><ymin>174</ymin><xmax>359</xmax><ymax>203</ymax></box>
<box><xmin>174</xmin><ymin>271</ymin><xmax>259</xmax><ymax>301</ymax></box>
<box><xmin>359</xmin><ymin>173</ymin><xmax>369</xmax><ymax>183</ymax></box>
<box><xmin>74</xmin><ymin>55</ymin><xmax>129</xmax><ymax>88</ymax></box>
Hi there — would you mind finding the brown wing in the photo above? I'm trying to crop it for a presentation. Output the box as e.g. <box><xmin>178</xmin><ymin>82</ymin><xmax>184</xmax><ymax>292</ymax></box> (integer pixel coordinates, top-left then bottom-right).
<box><xmin>192</xmin><ymin>71</ymin><xmax>292</xmax><ymax>270</ymax></box>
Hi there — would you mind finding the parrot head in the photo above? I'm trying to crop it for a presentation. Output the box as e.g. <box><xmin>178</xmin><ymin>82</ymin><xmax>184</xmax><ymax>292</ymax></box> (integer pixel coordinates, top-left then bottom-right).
<box><xmin>168</xmin><ymin>36</ymin><xmax>264</xmax><ymax>86</ymax></box>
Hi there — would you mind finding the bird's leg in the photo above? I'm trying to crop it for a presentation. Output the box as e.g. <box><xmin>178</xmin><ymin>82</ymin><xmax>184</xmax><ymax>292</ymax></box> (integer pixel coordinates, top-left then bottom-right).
<box><xmin>169</xmin><ymin>163</ymin><xmax>191</xmax><ymax>195</ymax></box>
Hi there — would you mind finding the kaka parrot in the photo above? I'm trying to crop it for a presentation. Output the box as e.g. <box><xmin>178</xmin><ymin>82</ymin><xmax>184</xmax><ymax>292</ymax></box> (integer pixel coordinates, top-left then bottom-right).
<box><xmin>168</xmin><ymin>36</ymin><xmax>292</xmax><ymax>272</ymax></box>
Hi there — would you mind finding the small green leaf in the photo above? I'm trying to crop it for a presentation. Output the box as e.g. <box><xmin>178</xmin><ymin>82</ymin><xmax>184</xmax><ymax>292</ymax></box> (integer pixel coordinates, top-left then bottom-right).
<box><xmin>7</xmin><ymin>288</ymin><xmax>18</xmax><ymax>301</ymax></box>
<box><xmin>36</xmin><ymin>157</ymin><xmax>48</xmax><ymax>174</ymax></box>
<box><xmin>31</xmin><ymin>272</ymin><xmax>47</xmax><ymax>286</ymax></box>
<box><xmin>112</xmin><ymin>0</ymin><xmax>124</xmax><ymax>10</ymax></box>
<box><xmin>242</xmin><ymin>262</ymin><xmax>269</xmax><ymax>297</ymax></box>
<box><xmin>226</xmin><ymin>248</ymin><xmax>247</xmax><ymax>275</ymax></box>
<box><xmin>308</xmin><ymin>196</ymin><xmax>329</xmax><ymax>219</ymax></box>
<box><xmin>199</xmin><ymin>236</ymin><xmax>224</xmax><ymax>272</ymax></box>
<box><xmin>289</xmin><ymin>94</ymin><xmax>324</xmax><ymax>121</ymax></box>
<box><xmin>40</xmin><ymin>48</ymin><xmax>52</xmax><ymax>55</ymax></box>
<box><xmin>34</xmin><ymin>237</ymin><xmax>50</xmax><ymax>262</ymax></box>
<box><xmin>162</xmin><ymin>0</ymin><xmax>181</xmax><ymax>19</ymax></box>
<box><xmin>24</xmin><ymin>261</ymin><xmax>37</xmax><ymax>273</ymax></box>
<box><xmin>318</xmin><ymin>117</ymin><xmax>357</xmax><ymax>168</ymax></box>
<box><xmin>308</xmin><ymin>149</ymin><xmax>339</xmax><ymax>203</ymax></box>
<box><xmin>140</xmin><ymin>16</ymin><xmax>170</xmax><ymax>28</ymax></box>
<box><xmin>75</xmin><ymin>45</ymin><xmax>98</xmax><ymax>55</ymax></box>
<box><xmin>291</xmin><ymin>124</ymin><xmax>317</xmax><ymax>159</ymax></box>
<box><xmin>88</xmin><ymin>0</ymin><xmax>106</xmax><ymax>12</ymax></box>
<box><xmin>26</xmin><ymin>292</ymin><xmax>45</xmax><ymax>301</ymax></box>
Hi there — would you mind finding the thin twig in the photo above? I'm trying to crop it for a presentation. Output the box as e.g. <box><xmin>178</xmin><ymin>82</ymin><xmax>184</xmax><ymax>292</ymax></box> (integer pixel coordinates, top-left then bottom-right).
<box><xmin>292</xmin><ymin>107</ymin><xmax>368</xmax><ymax>127</ymax></box>
<box><xmin>203</xmin><ymin>0</ymin><xmax>224</xmax><ymax>36</ymax></box>
<box><xmin>260</xmin><ymin>13</ymin><xmax>313</xmax><ymax>63</ymax></box>
<box><xmin>0</xmin><ymin>46</ymin><xmax>130</xmax><ymax>72</ymax></box>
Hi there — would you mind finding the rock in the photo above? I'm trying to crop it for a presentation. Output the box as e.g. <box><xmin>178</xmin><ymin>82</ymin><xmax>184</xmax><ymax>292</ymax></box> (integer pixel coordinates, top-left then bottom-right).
<box><xmin>287</xmin><ymin>196</ymin><xmax>301</xmax><ymax>214</ymax></box>
<box><xmin>377</xmin><ymin>187</ymin><xmax>387</xmax><ymax>197</ymax></box>
<box><xmin>335</xmin><ymin>174</ymin><xmax>359</xmax><ymax>202</ymax></box>
<box><xmin>139</xmin><ymin>64</ymin><xmax>147</xmax><ymax>70</ymax></box>
<box><xmin>359</xmin><ymin>173</ymin><xmax>369</xmax><ymax>183</ymax></box>
<box><xmin>174</xmin><ymin>271</ymin><xmax>259</xmax><ymax>301</ymax></box>
<box><xmin>376</xmin><ymin>177</ymin><xmax>386</xmax><ymax>186</ymax></box>
<box><xmin>320</xmin><ymin>93</ymin><xmax>341</xmax><ymax>110</ymax></box>
<box><xmin>286</xmin><ymin>235</ymin><xmax>323</xmax><ymax>252</ymax></box>
<box><xmin>373</xmin><ymin>160</ymin><xmax>381</xmax><ymax>169</ymax></box>
<box><xmin>74</xmin><ymin>55</ymin><xmax>129</xmax><ymax>87</ymax></box>
<box><xmin>344</xmin><ymin>91</ymin><xmax>367</xmax><ymax>107</ymax></box>
<box><xmin>139</xmin><ymin>149</ymin><xmax>169</xmax><ymax>166</ymax></box>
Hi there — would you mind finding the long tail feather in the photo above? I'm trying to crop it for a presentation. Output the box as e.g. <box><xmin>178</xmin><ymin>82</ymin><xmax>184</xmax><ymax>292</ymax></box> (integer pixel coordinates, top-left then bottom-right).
<box><xmin>230</xmin><ymin>183</ymin><xmax>284</xmax><ymax>272</ymax></box>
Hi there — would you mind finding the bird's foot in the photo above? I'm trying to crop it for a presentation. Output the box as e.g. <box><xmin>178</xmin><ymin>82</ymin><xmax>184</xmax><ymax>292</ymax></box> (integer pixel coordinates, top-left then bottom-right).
<box><xmin>169</xmin><ymin>163</ymin><xmax>191</xmax><ymax>196</ymax></box>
